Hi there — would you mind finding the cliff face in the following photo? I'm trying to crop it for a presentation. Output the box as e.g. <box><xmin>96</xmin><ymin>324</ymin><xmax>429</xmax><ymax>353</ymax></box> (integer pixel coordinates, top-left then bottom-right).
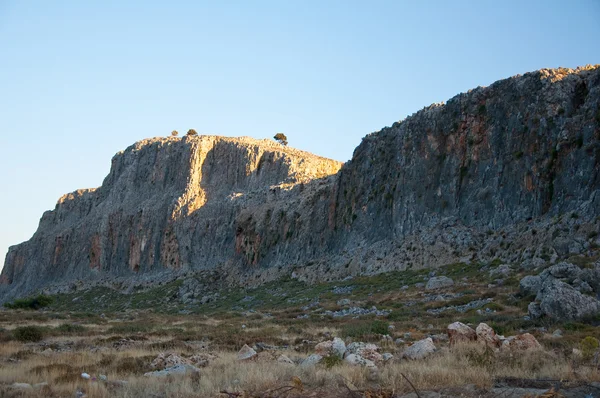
<box><xmin>2</xmin><ymin>65</ymin><xmax>600</xmax><ymax>299</ymax></box>
<box><xmin>334</xmin><ymin>65</ymin><xmax>600</xmax><ymax>242</ymax></box>
<box><xmin>0</xmin><ymin>136</ymin><xmax>342</xmax><ymax>296</ymax></box>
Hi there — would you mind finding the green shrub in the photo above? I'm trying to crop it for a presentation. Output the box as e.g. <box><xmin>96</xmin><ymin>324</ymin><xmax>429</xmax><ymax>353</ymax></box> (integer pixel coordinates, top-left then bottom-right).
<box><xmin>341</xmin><ymin>320</ymin><xmax>389</xmax><ymax>339</ymax></box>
<box><xmin>56</xmin><ymin>323</ymin><xmax>86</xmax><ymax>334</ymax></box>
<box><xmin>322</xmin><ymin>354</ymin><xmax>343</xmax><ymax>368</ymax></box>
<box><xmin>4</xmin><ymin>295</ymin><xmax>53</xmax><ymax>310</ymax></box>
<box><xmin>13</xmin><ymin>326</ymin><xmax>45</xmax><ymax>342</ymax></box>
<box><xmin>580</xmin><ymin>336</ymin><xmax>599</xmax><ymax>359</ymax></box>
<box><xmin>186</xmin><ymin>129</ymin><xmax>198</xmax><ymax>136</ymax></box>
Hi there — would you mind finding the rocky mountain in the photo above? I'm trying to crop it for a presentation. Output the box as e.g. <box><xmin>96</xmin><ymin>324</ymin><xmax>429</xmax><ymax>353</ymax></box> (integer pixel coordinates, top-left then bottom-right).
<box><xmin>2</xmin><ymin>65</ymin><xmax>600</xmax><ymax>302</ymax></box>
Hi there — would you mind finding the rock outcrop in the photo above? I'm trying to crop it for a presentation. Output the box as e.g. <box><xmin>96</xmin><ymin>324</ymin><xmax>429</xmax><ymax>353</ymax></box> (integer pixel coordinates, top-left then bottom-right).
<box><xmin>521</xmin><ymin>261</ymin><xmax>600</xmax><ymax>320</ymax></box>
<box><xmin>2</xmin><ymin>65</ymin><xmax>600</xmax><ymax>304</ymax></box>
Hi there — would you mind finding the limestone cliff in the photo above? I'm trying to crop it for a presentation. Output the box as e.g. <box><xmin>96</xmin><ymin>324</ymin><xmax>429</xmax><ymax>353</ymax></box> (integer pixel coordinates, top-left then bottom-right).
<box><xmin>0</xmin><ymin>136</ymin><xmax>342</xmax><ymax>297</ymax></box>
<box><xmin>2</xmin><ymin>65</ymin><xmax>600</xmax><ymax>300</ymax></box>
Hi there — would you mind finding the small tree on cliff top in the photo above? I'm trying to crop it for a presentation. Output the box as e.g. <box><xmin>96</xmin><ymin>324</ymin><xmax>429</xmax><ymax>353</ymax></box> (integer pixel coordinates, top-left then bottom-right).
<box><xmin>274</xmin><ymin>133</ymin><xmax>288</xmax><ymax>146</ymax></box>
<box><xmin>186</xmin><ymin>129</ymin><xmax>198</xmax><ymax>136</ymax></box>
<box><xmin>171</xmin><ymin>130</ymin><xmax>179</xmax><ymax>137</ymax></box>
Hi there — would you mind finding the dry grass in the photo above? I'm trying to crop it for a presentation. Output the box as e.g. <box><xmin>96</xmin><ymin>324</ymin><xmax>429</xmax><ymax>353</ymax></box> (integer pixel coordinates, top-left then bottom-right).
<box><xmin>1</xmin><ymin>314</ymin><xmax>599</xmax><ymax>398</ymax></box>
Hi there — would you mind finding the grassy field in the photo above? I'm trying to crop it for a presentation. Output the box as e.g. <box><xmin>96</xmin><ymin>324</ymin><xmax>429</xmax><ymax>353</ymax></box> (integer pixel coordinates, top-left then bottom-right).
<box><xmin>1</xmin><ymin>260</ymin><xmax>599</xmax><ymax>397</ymax></box>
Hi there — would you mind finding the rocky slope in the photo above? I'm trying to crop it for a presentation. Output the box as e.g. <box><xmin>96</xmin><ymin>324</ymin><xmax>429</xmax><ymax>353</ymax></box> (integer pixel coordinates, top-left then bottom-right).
<box><xmin>2</xmin><ymin>65</ymin><xmax>600</xmax><ymax>302</ymax></box>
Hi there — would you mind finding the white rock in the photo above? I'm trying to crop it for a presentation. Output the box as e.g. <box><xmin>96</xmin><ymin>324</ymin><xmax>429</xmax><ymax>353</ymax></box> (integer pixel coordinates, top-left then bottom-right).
<box><xmin>344</xmin><ymin>353</ymin><xmax>376</xmax><ymax>368</ymax></box>
<box><xmin>402</xmin><ymin>337</ymin><xmax>436</xmax><ymax>360</ymax></box>
<box><xmin>11</xmin><ymin>383</ymin><xmax>33</xmax><ymax>389</ymax></box>
<box><xmin>300</xmin><ymin>354</ymin><xmax>322</xmax><ymax>368</ymax></box>
<box><xmin>237</xmin><ymin>344</ymin><xmax>257</xmax><ymax>361</ymax></box>
<box><xmin>277</xmin><ymin>355</ymin><xmax>294</xmax><ymax>364</ymax></box>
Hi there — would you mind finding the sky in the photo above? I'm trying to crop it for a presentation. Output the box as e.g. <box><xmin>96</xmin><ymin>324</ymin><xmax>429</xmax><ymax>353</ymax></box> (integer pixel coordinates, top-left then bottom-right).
<box><xmin>1</xmin><ymin>0</ymin><xmax>599</xmax><ymax>271</ymax></box>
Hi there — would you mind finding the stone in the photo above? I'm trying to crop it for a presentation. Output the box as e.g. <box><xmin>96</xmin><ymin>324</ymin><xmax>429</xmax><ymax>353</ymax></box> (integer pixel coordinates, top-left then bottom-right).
<box><xmin>403</xmin><ymin>338</ymin><xmax>436</xmax><ymax>360</ymax></box>
<box><xmin>315</xmin><ymin>337</ymin><xmax>346</xmax><ymax>358</ymax></box>
<box><xmin>552</xmin><ymin>329</ymin><xmax>563</xmax><ymax>338</ymax></box>
<box><xmin>237</xmin><ymin>344</ymin><xmax>257</xmax><ymax>361</ymax></box>
<box><xmin>447</xmin><ymin>322</ymin><xmax>476</xmax><ymax>345</ymax></box>
<box><xmin>503</xmin><ymin>333</ymin><xmax>542</xmax><ymax>351</ymax></box>
<box><xmin>11</xmin><ymin>383</ymin><xmax>33</xmax><ymax>389</ymax></box>
<box><xmin>538</xmin><ymin>279</ymin><xmax>600</xmax><ymax>321</ymax></box>
<box><xmin>331</xmin><ymin>337</ymin><xmax>346</xmax><ymax>358</ymax></box>
<box><xmin>527</xmin><ymin>302</ymin><xmax>543</xmax><ymax>319</ymax></box>
<box><xmin>425</xmin><ymin>276</ymin><xmax>454</xmax><ymax>290</ymax></box>
<box><xmin>382</xmin><ymin>353</ymin><xmax>394</xmax><ymax>361</ymax></box>
<box><xmin>337</xmin><ymin>298</ymin><xmax>351</xmax><ymax>306</ymax></box>
<box><xmin>489</xmin><ymin>264</ymin><xmax>511</xmax><ymax>277</ymax></box>
<box><xmin>144</xmin><ymin>364</ymin><xmax>201</xmax><ymax>377</ymax></box>
<box><xmin>314</xmin><ymin>340</ymin><xmax>333</xmax><ymax>356</ymax></box>
<box><xmin>476</xmin><ymin>323</ymin><xmax>501</xmax><ymax>347</ymax></box>
<box><xmin>344</xmin><ymin>353</ymin><xmax>376</xmax><ymax>368</ymax></box>
<box><xmin>300</xmin><ymin>354</ymin><xmax>322</xmax><ymax>368</ymax></box>
<box><xmin>345</xmin><ymin>342</ymin><xmax>383</xmax><ymax>363</ymax></box>
<box><xmin>151</xmin><ymin>353</ymin><xmax>189</xmax><ymax>369</ymax></box>
<box><xmin>519</xmin><ymin>275</ymin><xmax>542</xmax><ymax>296</ymax></box>
<box><xmin>277</xmin><ymin>355</ymin><xmax>294</xmax><ymax>364</ymax></box>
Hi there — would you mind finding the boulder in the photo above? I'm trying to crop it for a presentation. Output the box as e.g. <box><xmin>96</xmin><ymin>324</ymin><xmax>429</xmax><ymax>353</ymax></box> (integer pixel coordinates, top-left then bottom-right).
<box><xmin>237</xmin><ymin>344</ymin><xmax>257</xmax><ymax>361</ymax></box>
<box><xmin>277</xmin><ymin>355</ymin><xmax>295</xmax><ymax>364</ymax></box>
<box><xmin>426</xmin><ymin>276</ymin><xmax>454</xmax><ymax>290</ymax></box>
<box><xmin>447</xmin><ymin>322</ymin><xmax>476</xmax><ymax>345</ymax></box>
<box><xmin>314</xmin><ymin>340</ymin><xmax>333</xmax><ymax>356</ymax></box>
<box><xmin>527</xmin><ymin>302</ymin><xmax>543</xmax><ymax>319</ymax></box>
<box><xmin>519</xmin><ymin>275</ymin><xmax>542</xmax><ymax>296</ymax></box>
<box><xmin>300</xmin><ymin>354</ymin><xmax>322</xmax><ymax>368</ymax></box>
<box><xmin>544</xmin><ymin>262</ymin><xmax>581</xmax><ymax>281</ymax></box>
<box><xmin>151</xmin><ymin>353</ymin><xmax>189</xmax><ymax>369</ymax></box>
<box><xmin>315</xmin><ymin>337</ymin><xmax>346</xmax><ymax>358</ymax></box>
<box><xmin>344</xmin><ymin>353</ymin><xmax>376</xmax><ymax>368</ymax></box>
<box><xmin>346</xmin><ymin>342</ymin><xmax>382</xmax><ymax>362</ymax></box>
<box><xmin>403</xmin><ymin>337</ymin><xmax>436</xmax><ymax>360</ymax></box>
<box><xmin>11</xmin><ymin>383</ymin><xmax>33</xmax><ymax>390</ymax></box>
<box><xmin>538</xmin><ymin>279</ymin><xmax>600</xmax><ymax>321</ymax></box>
<box><xmin>144</xmin><ymin>364</ymin><xmax>201</xmax><ymax>377</ymax></box>
<box><xmin>502</xmin><ymin>333</ymin><xmax>542</xmax><ymax>351</ymax></box>
<box><xmin>476</xmin><ymin>323</ymin><xmax>501</xmax><ymax>347</ymax></box>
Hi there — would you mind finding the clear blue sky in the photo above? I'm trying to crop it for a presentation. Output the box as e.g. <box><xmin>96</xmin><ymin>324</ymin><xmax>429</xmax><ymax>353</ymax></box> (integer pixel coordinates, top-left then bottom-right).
<box><xmin>1</xmin><ymin>0</ymin><xmax>599</xmax><ymax>271</ymax></box>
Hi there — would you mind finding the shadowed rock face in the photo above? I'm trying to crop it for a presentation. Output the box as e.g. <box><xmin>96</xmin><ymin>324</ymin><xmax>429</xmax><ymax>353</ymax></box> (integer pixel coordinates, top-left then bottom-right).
<box><xmin>2</xmin><ymin>65</ymin><xmax>600</xmax><ymax>300</ymax></box>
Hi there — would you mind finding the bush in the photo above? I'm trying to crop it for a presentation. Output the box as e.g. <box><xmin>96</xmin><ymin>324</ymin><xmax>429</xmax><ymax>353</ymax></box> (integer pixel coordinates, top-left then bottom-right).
<box><xmin>13</xmin><ymin>326</ymin><xmax>45</xmax><ymax>342</ymax></box>
<box><xmin>580</xmin><ymin>336</ymin><xmax>599</xmax><ymax>359</ymax></box>
<box><xmin>171</xmin><ymin>130</ymin><xmax>179</xmax><ymax>137</ymax></box>
<box><xmin>56</xmin><ymin>323</ymin><xmax>86</xmax><ymax>334</ymax></box>
<box><xmin>4</xmin><ymin>295</ymin><xmax>53</xmax><ymax>310</ymax></box>
<box><xmin>322</xmin><ymin>354</ymin><xmax>343</xmax><ymax>368</ymax></box>
<box><xmin>186</xmin><ymin>129</ymin><xmax>198</xmax><ymax>136</ymax></box>
<box><xmin>341</xmin><ymin>320</ymin><xmax>389</xmax><ymax>339</ymax></box>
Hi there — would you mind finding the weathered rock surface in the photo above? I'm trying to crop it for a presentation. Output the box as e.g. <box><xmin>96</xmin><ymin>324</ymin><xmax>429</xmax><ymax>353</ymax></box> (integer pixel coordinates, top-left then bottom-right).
<box><xmin>521</xmin><ymin>261</ymin><xmax>600</xmax><ymax>320</ymax></box>
<box><xmin>237</xmin><ymin>344</ymin><xmax>258</xmax><ymax>361</ymax></box>
<box><xmin>476</xmin><ymin>323</ymin><xmax>501</xmax><ymax>348</ymax></box>
<box><xmin>2</xmin><ymin>65</ymin><xmax>600</xmax><ymax>303</ymax></box>
<box><xmin>447</xmin><ymin>321</ymin><xmax>476</xmax><ymax>345</ymax></box>
<box><xmin>403</xmin><ymin>337</ymin><xmax>437</xmax><ymax>359</ymax></box>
